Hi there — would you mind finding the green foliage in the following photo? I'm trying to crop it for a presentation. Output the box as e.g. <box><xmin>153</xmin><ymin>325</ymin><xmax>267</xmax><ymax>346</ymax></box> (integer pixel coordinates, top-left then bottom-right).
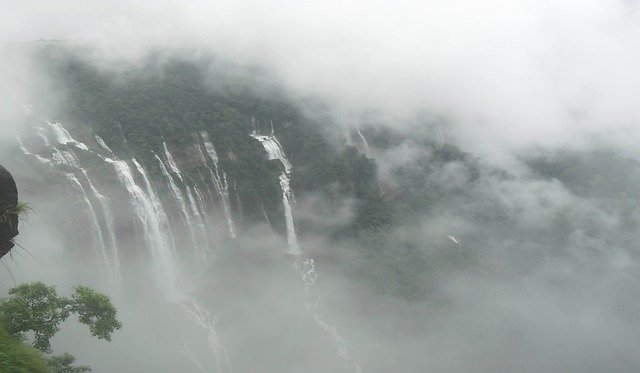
<box><xmin>0</xmin><ymin>201</ymin><xmax>32</xmax><ymax>225</ymax></box>
<box><xmin>0</xmin><ymin>323</ymin><xmax>48</xmax><ymax>373</ymax></box>
<box><xmin>0</xmin><ymin>282</ymin><xmax>122</xmax><ymax>352</ymax></box>
<box><xmin>31</xmin><ymin>44</ymin><xmax>440</xmax><ymax>301</ymax></box>
<box><xmin>352</xmin><ymin>230</ymin><xmax>429</xmax><ymax>300</ymax></box>
<box><xmin>69</xmin><ymin>286</ymin><xmax>121</xmax><ymax>342</ymax></box>
<box><xmin>0</xmin><ymin>282</ymin><xmax>66</xmax><ymax>351</ymax></box>
<box><xmin>46</xmin><ymin>353</ymin><xmax>91</xmax><ymax>373</ymax></box>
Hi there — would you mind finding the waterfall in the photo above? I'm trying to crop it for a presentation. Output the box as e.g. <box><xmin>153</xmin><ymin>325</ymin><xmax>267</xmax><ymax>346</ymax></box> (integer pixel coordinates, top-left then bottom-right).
<box><xmin>154</xmin><ymin>151</ymin><xmax>203</xmax><ymax>258</ymax></box>
<box><xmin>251</xmin><ymin>127</ymin><xmax>360</xmax><ymax>370</ymax></box>
<box><xmin>21</xmin><ymin>121</ymin><xmax>232</xmax><ymax>370</ymax></box>
<box><xmin>249</xmin><ymin>133</ymin><xmax>292</xmax><ymax>173</ymax></box>
<box><xmin>51</xmin><ymin>146</ymin><xmax>80</xmax><ymax>168</ymax></box>
<box><xmin>47</xmin><ymin>121</ymin><xmax>89</xmax><ymax>151</ymax></box>
<box><xmin>250</xmin><ymin>131</ymin><xmax>299</xmax><ymax>254</ymax></box>
<box><xmin>95</xmin><ymin>134</ymin><xmax>114</xmax><ymax>154</ymax></box>
<box><xmin>81</xmin><ymin>169</ymin><xmax>120</xmax><ymax>275</ymax></box>
<box><xmin>163</xmin><ymin>142</ymin><xmax>184</xmax><ymax>181</ymax></box>
<box><xmin>21</xmin><ymin>125</ymin><xmax>120</xmax><ymax>279</ymax></box>
<box><xmin>186</xmin><ymin>185</ymin><xmax>210</xmax><ymax>259</ymax></box>
<box><xmin>279</xmin><ymin>174</ymin><xmax>301</xmax><ymax>255</ymax></box>
<box><xmin>193</xmin><ymin>185</ymin><xmax>214</xmax><ymax>228</ymax></box>
<box><xmin>261</xmin><ymin>201</ymin><xmax>272</xmax><ymax>227</ymax></box>
<box><xmin>17</xmin><ymin>136</ymin><xmax>52</xmax><ymax>166</ymax></box>
<box><xmin>35</xmin><ymin>127</ymin><xmax>50</xmax><ymax>147</ymax></box>
<box><xmin>199</xmin><ymin>131</ymin><xmax>236</xmax><ymax>239</ymax></box>
<box><xmin>356</xmin><ymin>127</ymin><xmax>371</xmax><ymax>157</ymax></box>
<box><xmin>293</xmin><ymin>258</ymin><xmax>362</xmax><ymax>373</ymax></box>
<box><xmin>64</xmin><ymin>173</ymin><xmax>110</xmax><ymax>269</ymax></box>
<box><xmin>107</xmin><ymin>158</ymin><xmax>181</xmax><ymax>299</ymax></box>
<box><xmin>120</xmin><ymin>156</ymin><xmax>230</xmax><ymax>371</ymax></box>
<box><xmin>131</xmin><ymin>158</ymin><xmax>171</xmax><ymax>228</ymax></box>
<box><xmin>345</xmin><ymin>127</ymin><xmax>353</xmax><ymax>147</ymax></box>
<box><xmin>182</xmin><ymin>301</ymin><xmax>233</xmax><ymax>373</ymax></box>
<box><xmin>434</xmin><ymin>125</ymin><xmax>445</xmax><ymax>149</ymax></box>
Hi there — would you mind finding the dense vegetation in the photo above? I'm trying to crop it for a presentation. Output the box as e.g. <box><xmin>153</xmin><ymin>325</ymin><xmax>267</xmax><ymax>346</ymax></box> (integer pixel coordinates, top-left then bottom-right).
<box><xmin>0</xmin><ymin>282</ymin><xmax>121</xmax><ymax>372</ymax></box>
<box><xmin>23</xmin><ymin>43</ymin><xmax>483</xmax><ymax>301</ymax></box>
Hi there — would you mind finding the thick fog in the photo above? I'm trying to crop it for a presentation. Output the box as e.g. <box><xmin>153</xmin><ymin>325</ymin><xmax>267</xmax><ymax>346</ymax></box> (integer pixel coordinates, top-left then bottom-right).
<box><xmin>2</xmin><ymin>1</ymin><xmax>640</xmax><ymax>372</ymax></box>
<box><xmin>4</xmin><ymin>0</ymin><xmax>640</xmax><ymax>156</ymax></box>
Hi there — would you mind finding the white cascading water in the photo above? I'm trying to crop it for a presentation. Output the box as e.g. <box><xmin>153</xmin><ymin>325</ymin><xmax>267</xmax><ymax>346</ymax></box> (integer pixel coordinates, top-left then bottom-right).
<box><xmin>154</xmin><ymin>151</ymin><xmax>203</xmax><ymax>257</ymax></box>
<box><xmin>17</xmin><ymin>136</ymin><xmax>52</xmax><ymax>166</ymax></box>
<box><xmin>120</xmin><ymin>156</ymin><xmax>230</xmax><ymax>372</ymax></box>
<box><xmin>193</xmin><ymin>185</ymin><xmax>214</xmax><ymax>229</ymax></box>
<box><xmin>50</xmin><ymin>146</ymin><xmax>80</xmax><ymax>168</ymax></box>
<box><xmin>22</xmin><ymin>125</ymin><xmax>120</xmax><ymax>279</ymax></box>
<box><xmin>186</xmin><ymin>185</ymin><xmax>210</xmax><ymax>259</ymax></box>
<box><xmin>81</xmin><ymin>169</ymin><xmax>120</xmax><ymax>276</ymax></box>
<box><xmin>163</xmin><ymin>142</ymin><xmax>184</xmax><ymax>181</ymax></box>
<box><xmin>250</xmin><ymin>125</ymin><xmax>361</xmax><ymax>371</ymax></box>
<box><xmin>250</xmin><ymin>131</ymin><xmax>300</xmax><ymax>255</ymax></box>
<box><xmin>345</xmin><ymin>127</ymin><xmax>353</xmax><ymax>147</ymax></box>
<box><xmin>250</xmin><ymin>133</ymin><xmax>292</xmax><ymax>173</ymax></box>
<box><xmin>35</xmin><ymin>127</ymin><xmax>50</xmax><ymax>147</ymax></box>
<box><xmin>356</xmin><ymin>127</ymin><xmax>371</xmax><ymax>157</ymax></box>
<box><xmin>94</xmin><ymin>134</ymin><xmax>114</xmax><ymax>154</ymax></box>
<box><xmin>251</xmin><ymin>126</ymin><xmax>360</xmax><ymax>370</ymax></box>
<box><xmin>182</xmin><ymin>301</ymin><xmax>233</xmax><ymax>373</ymax></box>
<box><xmin>199</xmin><ymin>131</ymin><xmax>236</xmax><ymax>239</ymax></box>
<box><xmin>107</xmin><ymin>158</ymin><xmax>181</xmax><ymax>299</ymax></box>
<box><xmin>63</xmin><ymin>172</ymin><xmax>110</xmax><ymax>268</ymax></box>
<box><xmin>279</xmin><ymin>174</ymin><xmax>300</xmax><ymax>255</ymax></box>
<box><xmin>293</xmin><ymin>258</ymin><xmax>362</xmax><ymax>373</ymax></box>
<box><xmin>434</xmin><ymin>125</ymin><xmax>445</xmax><ymax>149</ymax></box>
<box><xmin>261</xmin><ymin>201</ymin><xmax>271</xmax><ymax>227</ymax></box>
<box><xmin>21</xmin><ymin>121</ymin><xmax>231</xmax><ymax>371</ymax></box>
<box><xmin>47</xmin><ymin>121</ymin><xmax>89</xmax><ymax>151</ymax></box>
<box><xmin>24</xmin><ymin>121</ymin><xmax>362</xmax><ymax>372</ymax></box>
<box><xmin>159</xmin><ymin>144</ymin><xmax>234</xmax><ymax>369</ymax></box>
<box><xmin>31</xmin><ymin>121</ymin><xmax>180</xmax><ymax>294</ymax></box>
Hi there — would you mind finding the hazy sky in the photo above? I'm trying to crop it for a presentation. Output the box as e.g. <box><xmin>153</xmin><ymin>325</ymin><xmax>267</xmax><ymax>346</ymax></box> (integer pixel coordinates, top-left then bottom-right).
<box><xmin>3</xmin><ymin>0</ymin><xmax>640</xmax><ymax>161</ymax></box>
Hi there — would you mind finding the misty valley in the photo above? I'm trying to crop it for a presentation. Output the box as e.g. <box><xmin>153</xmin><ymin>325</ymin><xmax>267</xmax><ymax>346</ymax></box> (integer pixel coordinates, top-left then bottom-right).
<box><xmin>2</xmin><ymin>39</ymin><xmax>640</xmax><ymax>373</ymax></box>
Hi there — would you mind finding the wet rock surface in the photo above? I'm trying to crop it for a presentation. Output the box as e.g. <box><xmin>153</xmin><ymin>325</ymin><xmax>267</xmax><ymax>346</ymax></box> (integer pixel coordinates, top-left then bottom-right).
<box><xmin>0</xmin><ymin>164</ymin><xmax>19</xmax><ymax>259</ymax></box>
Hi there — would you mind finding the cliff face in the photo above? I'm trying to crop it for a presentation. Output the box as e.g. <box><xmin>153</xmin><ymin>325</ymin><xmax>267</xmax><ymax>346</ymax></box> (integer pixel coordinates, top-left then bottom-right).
<box><xmin>0</xmin><ymin>164</ymin><xmax>19</xmax><ymax>259</ymax></box>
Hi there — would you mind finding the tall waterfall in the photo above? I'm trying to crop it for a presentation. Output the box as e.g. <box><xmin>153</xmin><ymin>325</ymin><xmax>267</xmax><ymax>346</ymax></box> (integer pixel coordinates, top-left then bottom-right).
<box><xmin>163</xmin><ymin>142</ymin><xmax>184</xmax><ymax>181</ymax></box>
<box><xmin>155</xmin><ymin>149</ymin><xmax>204</xmax><ymax>258</ymax></box>
<box><xmin>279</xmin><ymin>174</ymin><xmax>300</xmax><ymax>255</ymax></box>
<box><xmin>250</xmin><ymin>133</ymin><xmax>292</xmax><ymax>173</ymax></box>
<box><xmin>107</xmin><ymin>158</ymin><xmax>181</xmax><ymax>299</ymax></box>
<box><xmin>19</xmin><ymin>123</ymin><xmax>121</xmax><ymax>279</ymax></box>
<box><xmin>199</xmin><ymin>131</ymin><xmax>236</xmax><ymax>239</ymax></box>
<box><xmin>356</xmin><ymin>127</ymin><xmax>371</xmax><ymax>157</ymax></box>
<box><xmin>250</xmin><ymin>131</ymin><xmax>300</xmax><ymax>255</ymax></box>
<box><xmin>20</xmin><ymin>121</ymin><xmax>232</xmax><ymax>371</ymax></box>
<box><xmin>186</xmin><ymin>185</ymin><xmax>210</xmax><ymax>259</ymax></box>
<box><xmin>64</xmin><ymin>172</ymin><xmax>110</xmax><ymax>269</ymax></box>
<box><xmin>182</xmin><ymin>301</ymin><xmax>232</xmax><ymax>373</ymax></box>
<box><xmin>81</xmin><ymin>169</ymin><xmax>120</xmax><ymax>275</ymax></box>
<box><xmin>251</xmin><ymin>127</ymin><xmax>360</xmax><ymax>371</ymax></box>
<box><xmin>18</xmin><ymin>120</ymin><xmax>366</xmax><ymax>372</ymax></box>
<box><xmin>294</xmin><ymin>258</ymin><xmax>362</xmax><ymax>373</ymax></box>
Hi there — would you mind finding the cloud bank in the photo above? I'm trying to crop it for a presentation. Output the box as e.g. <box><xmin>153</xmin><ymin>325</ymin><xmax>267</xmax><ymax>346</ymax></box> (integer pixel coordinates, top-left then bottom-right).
<box><xmin>3</xmin><ymin>0</ymin><xmax>640</xmax><ymax>159</ymax></box>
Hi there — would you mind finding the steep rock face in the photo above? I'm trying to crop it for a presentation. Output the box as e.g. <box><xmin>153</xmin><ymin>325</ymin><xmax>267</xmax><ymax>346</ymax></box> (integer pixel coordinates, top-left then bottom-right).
<box><xmin>0</xmin><ymin>164</ymin><xmax>19</xmax><ymax>259</ymax></box>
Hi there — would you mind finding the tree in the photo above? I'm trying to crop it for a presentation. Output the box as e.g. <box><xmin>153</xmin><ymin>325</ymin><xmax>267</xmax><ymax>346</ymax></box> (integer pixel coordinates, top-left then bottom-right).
<box><xmin>0</xmin><ymin>282</ymin><xmax>122</xmax><ymax>352</ymax></box>
<box><xmin>46</xmin><ymin>353</ymin><xmax>91</xmax><ymax>373</ymax></box>
<box><xmin>0</xmin><ymin>322</ymin><xmax>48</xmax><ymax>373</ymax></box>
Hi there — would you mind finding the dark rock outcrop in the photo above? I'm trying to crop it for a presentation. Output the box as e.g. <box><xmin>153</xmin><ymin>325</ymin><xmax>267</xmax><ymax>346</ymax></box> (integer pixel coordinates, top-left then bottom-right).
<box><xmin>0</xmin><ymin>164</ymin><xmax>18</xmax><ymax>259</ymax></box>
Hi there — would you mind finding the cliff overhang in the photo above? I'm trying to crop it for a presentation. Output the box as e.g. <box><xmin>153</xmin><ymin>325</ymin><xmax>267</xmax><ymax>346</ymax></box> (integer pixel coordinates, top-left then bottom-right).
<box><xmin>0</xmin><ymin>164</ymin><xmax>19</xmax><ymax>259</ymax></box>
